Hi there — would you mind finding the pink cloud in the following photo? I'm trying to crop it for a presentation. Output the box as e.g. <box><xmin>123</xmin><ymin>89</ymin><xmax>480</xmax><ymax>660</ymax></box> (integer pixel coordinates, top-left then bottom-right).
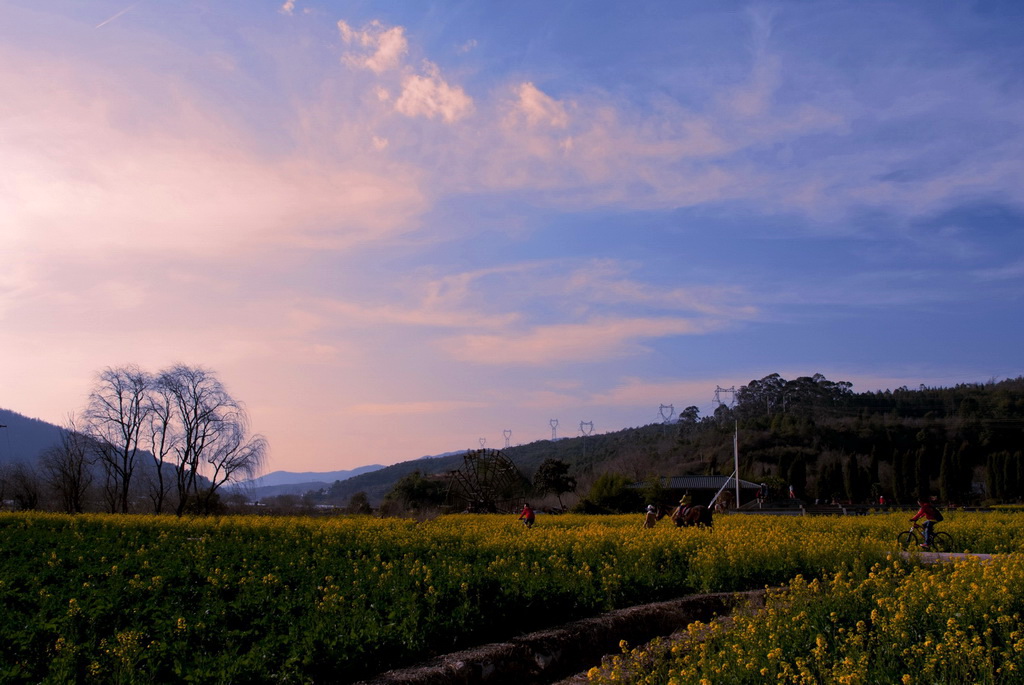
<box><xmin>586</xmin><ymin>377</ymin><xmax>719</xmax><ymax>407</ymax></box>
<box><xmin>443</xmin><ymin>316</ymin><xmax>721</xmax><ymax>365</ymax></box>
<box><xmin>0</xmin><ymin>47</ymin><xmax>427</xmax><ymax>261</ymax></box>
<box><xmin>337</xmin><ymin>19</ymin><xmax>472</xmax><ymax>123</ymax></box>
<box><xmin>347</xmin><ymin>400</ymin><xmax>490</xmax><ymax>416</ymax></box>
<box><xmin>395</xmin><ymin>66</ymin><xmax>474</xmax><ymax>123</ymax></box>
<box><xmin>508</xmin><ymin>82</ymin><xmax>569</xmax><ymax>128</ymax></box>
<box><xmin>338</xmin><ymin>20</ymin><xmax>408</xmax><ymax>74</ymax></box>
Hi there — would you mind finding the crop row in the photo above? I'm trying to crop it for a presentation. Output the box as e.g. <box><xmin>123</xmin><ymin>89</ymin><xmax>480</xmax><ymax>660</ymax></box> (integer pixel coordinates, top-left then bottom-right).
<box><xmin>589</xmin><ymin>553</ymin><xmax>1024</xmax><ymax>684</ymax></box>
<box><xmin>0</xmin><ymin>511</ymin><xmax>1020</xmax><ymax>683</ymax></box>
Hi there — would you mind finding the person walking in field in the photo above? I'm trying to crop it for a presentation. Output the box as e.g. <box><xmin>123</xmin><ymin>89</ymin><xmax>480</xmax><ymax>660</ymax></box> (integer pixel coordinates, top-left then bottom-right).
<box><xmin>910</xmin><ymin>498</ymin><xmax>944</xmax><ymax>548</ymax></box>
<box><xmin>643</xmin><ymin>504</ymin><xmax>658</xmax><ymax>528</ymax></box>
<box><xmin>518</xmin><ymin>503</ymin><xmax>535</xmax><ymax>528</ymax></box>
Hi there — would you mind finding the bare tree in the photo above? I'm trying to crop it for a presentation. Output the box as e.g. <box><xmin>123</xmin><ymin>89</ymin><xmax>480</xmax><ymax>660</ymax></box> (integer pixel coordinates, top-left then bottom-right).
<box><xmin>40</xmin><ymin>415</ymin><xmax>94</xmax><ymax>513</ymax></box>
<box><xmin>194</xmin><ymin>409</ymin><xmax>267</xmax><ymax>514</ymax></box>
<box><xmin>144</xmin><ymin>380</ymin><xmax>178</xmax><ymax>513</ymax></box>
<box><xmin>84</xmin><ymin>365</ymin><xmax>151</xmax><ymax>513</ymax></box>
<box><xmin>0</xmin><ymin>464</ymin><xmax>9</xmax><ymax>510</ymax></box>
<box><xmin>158</xmin><ymin>364</ymin><xmax>267</xmax><ymax>515</ymax></box>
<box><xmin>9</xmin><ymin>463</ymin><xmax>41</xmax><ymax>510</ymax></box>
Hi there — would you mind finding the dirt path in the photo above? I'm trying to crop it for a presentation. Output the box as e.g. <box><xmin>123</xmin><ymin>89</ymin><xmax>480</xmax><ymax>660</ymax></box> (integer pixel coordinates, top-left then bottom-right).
<box><xmin>911</xmin><ymin>551</ymin><xmax>994</xmax><ymax>563</ymax></box>
<box><xmin>353</xmin><ymin>590</ymin><xmax>765</xmax><ymax>685</ymax></box>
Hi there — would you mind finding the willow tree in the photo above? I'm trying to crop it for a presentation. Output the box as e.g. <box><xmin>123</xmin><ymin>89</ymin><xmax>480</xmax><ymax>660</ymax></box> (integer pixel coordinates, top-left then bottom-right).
<box><xmin>156</xmin><ymin>364</ymin><xmax>267</xmax><ymax>515</ymax></box>
<box><xmin>84</xmin><ymin>365</ymin><xmax>150</xmax><ymax>513</ymax></box>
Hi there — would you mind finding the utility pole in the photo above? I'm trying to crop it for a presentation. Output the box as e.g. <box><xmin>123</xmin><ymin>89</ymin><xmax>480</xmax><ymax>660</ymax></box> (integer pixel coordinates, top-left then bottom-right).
<box><xmin>714</xmin><ymin>386</ymin><xmax>740</xmax><ymax>507</ymax></box>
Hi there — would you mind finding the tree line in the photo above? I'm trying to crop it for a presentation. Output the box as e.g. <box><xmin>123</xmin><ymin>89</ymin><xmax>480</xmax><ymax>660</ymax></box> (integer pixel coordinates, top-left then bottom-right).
<box><xmin>700</xmin><ymin>374</ymin><xmax>1024</xmax><ymax>505</ymax></box>
<box><xmin>365</xmin><ymin>374</ymin><xmax>1024</xmax><ymax>513</ymax></box>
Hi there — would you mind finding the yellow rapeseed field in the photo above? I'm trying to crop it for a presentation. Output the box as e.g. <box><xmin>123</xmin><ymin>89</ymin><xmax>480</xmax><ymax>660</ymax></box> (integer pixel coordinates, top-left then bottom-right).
<box><xmin>0</xmin><ymin>510</ymin><xmax>1019</xmax><ymax>683</ymax></box>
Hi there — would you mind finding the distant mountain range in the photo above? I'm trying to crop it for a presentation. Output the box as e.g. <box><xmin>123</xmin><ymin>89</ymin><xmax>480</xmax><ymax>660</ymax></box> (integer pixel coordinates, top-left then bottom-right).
<box><xmin>0</xmin><ymin>407</ymin><xmax>451</xmax><ymax>499</ymax></box>
<box><xmin>0</xmin><ymin>408</ymin><xmax>68</xmax><ymax>464</ymax></box>
<box><xmin>235</xmin><ymin>453</ymin><xmax>467</xmax><ymax>498</ymax></box>
<box><xmin>234</xmin><ymin>466</ymin><xmax>385</xmax><ymax>499</ymax></box>
<box><xmin>246</xmin><ymin>467</ymin><xmax>385</xmax><ymax>488</ymax></box>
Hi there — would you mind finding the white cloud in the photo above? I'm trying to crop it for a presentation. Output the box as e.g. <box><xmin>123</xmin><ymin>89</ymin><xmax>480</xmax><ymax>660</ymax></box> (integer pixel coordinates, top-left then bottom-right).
<box><xmin>279</xmin><ymin>1</ymin><xmax>296</xmax><ymax>16</ymax></box>
<box><xmin>338</xmin><ymin>20</ymin><xmax>408</xmax><ymax>74</ymax></box>
<box><xmin>337</xmin><ymin>19</ymin><xmax>472</xmax><ymax>123</ymax></box>
<box><xmin>395</xmin><ymin>64</ymin><xmax>474</xmax><ymax>123</ymax></box>
<box><xmin>509</xmin><ymin>82</ymin><xmax>569</xmax><ymax>128</ymax></box>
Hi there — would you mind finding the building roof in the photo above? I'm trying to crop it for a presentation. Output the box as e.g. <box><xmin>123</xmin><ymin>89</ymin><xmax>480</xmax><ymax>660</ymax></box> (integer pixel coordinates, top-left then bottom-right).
<box><xmin>630</xmin><ymin>475</ymin><xmax>761</xmax><ymax>490</ymax></box>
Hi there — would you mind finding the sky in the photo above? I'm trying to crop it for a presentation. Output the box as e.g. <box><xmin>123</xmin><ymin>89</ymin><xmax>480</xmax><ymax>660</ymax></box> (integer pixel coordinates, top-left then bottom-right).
<box><xmin>2</xmin><ymin>1</ymin><xmax>1023</xmax><ymax>473</ymax></box>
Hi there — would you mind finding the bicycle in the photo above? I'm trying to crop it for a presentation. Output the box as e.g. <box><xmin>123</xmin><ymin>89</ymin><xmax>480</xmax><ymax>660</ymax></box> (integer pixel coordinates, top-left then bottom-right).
<box><xmin>897</xmin><ymin>520</ymin><xmax>952</xmax><ymax>552</ymax></box>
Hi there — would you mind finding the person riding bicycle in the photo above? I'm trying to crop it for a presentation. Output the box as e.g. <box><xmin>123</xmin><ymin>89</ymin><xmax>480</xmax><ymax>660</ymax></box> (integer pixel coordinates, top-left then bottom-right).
<box><xmin>518</xmin><ymin>503</ymin><xmax>536</xmax><ymax>529</ymax></box>
<box><xmin>910</xmin><ymin>498</ymin><xmax>944</xmax><ymax>548</ymax></box>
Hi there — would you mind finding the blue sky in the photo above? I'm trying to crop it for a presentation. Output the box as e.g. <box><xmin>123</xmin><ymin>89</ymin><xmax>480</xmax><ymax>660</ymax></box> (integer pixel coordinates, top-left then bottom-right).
<box><xmin>1</xmin><ymin>1</ymin><xmax>1022</xmax><ymax>471</ymax></box>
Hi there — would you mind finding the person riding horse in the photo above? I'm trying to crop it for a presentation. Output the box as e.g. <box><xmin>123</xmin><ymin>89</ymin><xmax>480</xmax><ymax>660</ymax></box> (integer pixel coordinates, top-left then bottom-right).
<box><xmin>671</xmin><ymin>491</ymin><xmax>712</xmax><ymax>527</ymax></box>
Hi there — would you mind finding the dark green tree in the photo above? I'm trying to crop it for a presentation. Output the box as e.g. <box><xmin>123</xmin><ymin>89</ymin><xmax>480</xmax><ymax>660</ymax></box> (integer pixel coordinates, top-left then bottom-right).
<box><xmin>987</xmin><ymin>453</ymin><xmax>1001</xmax><ymax>500</ymax></box>
<box><xmin>843</xmin><ymin>455</ymin><xmax>867</xmax><ymax>503</ymax></box>
<box><xmin>815</xmin><ymin>460</ymin><xmax>843</xmax><ymax>502</ymax></box>
<box><xmin>347</xmin><ymin>491</ymin><xmax>372</xmax><ymax>515</ymax></box>
<box><xmin>914</xmin><ymin>449</ymin><xmax>930</xmax><ymax>500</ymax></box>
<box><xmin>637</xmin><ymin>474</ymin><xmax>666</xmax><ymax>510</ymax></box>
<box><xmin>868</xmin><ymin>448</ymin><xmax>880</xmax><ymax>493</ymax></box>
<box><xmin>787</xmin><ymin>457</ymin><xmax>807</xmax><ymax>497</ymax></box>
<box><xmin>892</xmin><ymin>450</ymin><xmax>907</xmax><ymax>503</ymax></box>
<box><xmin>532</xmin><ymin>459</ymin><xmax>577</xmax><ymax>509</ymax></box>
<box><xmin>385</xmin><ymin>470</ymin><xmax>446</xmax><ymax>510</ymax></box>
<box><xmin>579</xmin><ymin>473</ymin><xmax>640</xmax><ymax>513</ymax></box>
<box><xmin>938</xmin><ymin>445</ymin><xmax>954</xmax><ymax>503</ymax></box>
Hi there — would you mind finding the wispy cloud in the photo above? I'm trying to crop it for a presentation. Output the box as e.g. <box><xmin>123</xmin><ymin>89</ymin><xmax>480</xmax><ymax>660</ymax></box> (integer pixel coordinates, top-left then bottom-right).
<box><xmin>321</xmin><ymin>10</ymin><xmax>1023</xmax><ymax>233</ymax></box>
<box><xmin>348</xmin><ymin>400</ymin><xmax>490</xmax><ymax>416</ymax></box>
<box><xmin>587</xmin><ymin>377</ymin><xmax>721</xmax><ymax>409</ymax></box>
<box><xmin>0</xmin><ymin>45</ymin><xmax>427</xmax><ymax>261</ymax></box>
<box><xmin>443</xmin><ymin>316</ymin><xmax>724</xmax><ymax>365</ymax></box>
<box><xmin>95</xmin><ymin>1</ymin><xmax>145</xmax><ymax>29</ymax></box>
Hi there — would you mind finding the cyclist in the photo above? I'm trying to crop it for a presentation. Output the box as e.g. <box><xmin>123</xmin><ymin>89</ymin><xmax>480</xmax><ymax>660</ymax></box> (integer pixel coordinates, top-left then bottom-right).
<box><xmin>518</xmin><ymin>503</ymin><xmax>535</xmax><ymax>528</ymax></box>
<box><xmin>910</xmin><ymin>498</ymin><xmax>944</xmax><ymax>548</ymax></box>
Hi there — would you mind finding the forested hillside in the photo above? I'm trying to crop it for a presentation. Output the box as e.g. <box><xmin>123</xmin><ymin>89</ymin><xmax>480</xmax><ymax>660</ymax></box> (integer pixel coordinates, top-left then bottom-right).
<box><xmin>320</xmin><ymin>375</ymin><xmax>1024</xmax><ymax>509</ymax></box>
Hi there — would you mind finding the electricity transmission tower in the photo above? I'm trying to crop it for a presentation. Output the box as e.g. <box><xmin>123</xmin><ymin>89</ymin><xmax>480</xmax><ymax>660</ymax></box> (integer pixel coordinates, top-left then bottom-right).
<box><xmin>579</xmin><ymin>420</ymin><xmax>594</xmax><ymax>459</ymax></box>
<box><xmin>549</xmin><ymin>419</ymin><xmax>559</xmax><ymax>440</ymax></box>
<box><xmin>714</xmin><ymin>386</ymin><xmax>736</xmax><ymax>407</ymax></box>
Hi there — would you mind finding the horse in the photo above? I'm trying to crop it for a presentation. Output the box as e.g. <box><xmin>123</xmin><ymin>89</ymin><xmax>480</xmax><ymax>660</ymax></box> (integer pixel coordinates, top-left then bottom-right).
<box><xmin>671</xmin><ymin>504</ymin><xmax>713</xmax><ymax>529</ymax></box>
